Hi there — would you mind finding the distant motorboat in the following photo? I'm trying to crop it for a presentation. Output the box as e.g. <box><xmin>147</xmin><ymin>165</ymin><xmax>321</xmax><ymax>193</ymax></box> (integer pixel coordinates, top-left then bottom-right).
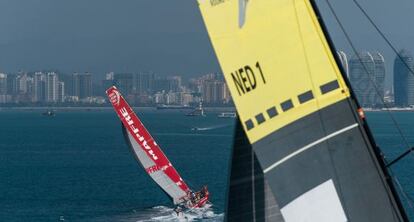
<box><xmin>42</xmin><ymin>110</ymin><xmax>55</xmax><ymax>117</ymax></box>
<box><xmin>217</xmin><ymin>112</ymin><xmax>236</xmax><ymax>118</ymax></box>
<box><xmin>186</xmin><ymin>101</ymin><xmax>206</xmax><ymax>117</ymax></box>
<box><xmin>156</xmin><ymin>104</ymin><xmax>193</xmax><ymax>110</ymax></box>
<box><xmin>191</xmin><ymin>127</ymin><xmax>209</xmax><ymax>131</ymax></box>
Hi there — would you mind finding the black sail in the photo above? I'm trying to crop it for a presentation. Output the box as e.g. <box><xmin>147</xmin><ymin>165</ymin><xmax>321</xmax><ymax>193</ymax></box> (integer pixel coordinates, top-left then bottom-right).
<box><xmin>198</xmin><ymin>0</ymin><xmax>407</xmax><ymax>221</ymax></box>
<box><xmin>226</xmin><ymin>120</ymin><xmax>284</xmax><ymax>221</ymax></box>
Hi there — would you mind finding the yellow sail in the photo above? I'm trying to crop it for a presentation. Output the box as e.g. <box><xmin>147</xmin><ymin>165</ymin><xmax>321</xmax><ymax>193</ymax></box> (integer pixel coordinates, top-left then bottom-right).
<box><xmin>199</xmin><ymin>1</ymin><xmax>407</xmax><ymax>221</ymax></box>
<box><xmin>198</xmin><ymin>0</ymin><xmax>350</xmax><ymax>143</ymax></box>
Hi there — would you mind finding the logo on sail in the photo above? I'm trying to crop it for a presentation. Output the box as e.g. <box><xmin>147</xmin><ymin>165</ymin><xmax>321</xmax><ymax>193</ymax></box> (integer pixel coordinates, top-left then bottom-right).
<box><xmin>239</xmin><ymin>0</ymin><xmax>249</xmax><ymax>28</ymax></box>
<box><xmin>108</xmin><ymin>89</ymin><xmax>121</xmax><ymax>106</ymax></box>
<box><xmin>120</xmin><ymin>107</ymin><xmax>159</xmax><ymax>161</ymax></box>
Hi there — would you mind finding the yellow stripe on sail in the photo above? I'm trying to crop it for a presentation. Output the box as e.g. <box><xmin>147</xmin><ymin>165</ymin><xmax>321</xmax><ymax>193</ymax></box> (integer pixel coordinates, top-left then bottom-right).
<box><xmin>199</xmin><ymin>0</ymin><xmax>350</xmax><ymax>143</ymax></box>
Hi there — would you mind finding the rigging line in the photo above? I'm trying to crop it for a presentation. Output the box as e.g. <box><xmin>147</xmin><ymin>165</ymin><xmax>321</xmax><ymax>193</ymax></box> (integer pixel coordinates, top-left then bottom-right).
<box><xmin>323</xmin><ymin>0</ymin><xmax>412</xmax><ymax>217</ymax></box>
<box><xmin>350</xmin><ymin>0</ymin><xmax>414</xmax><ymax>166</ymax></box>
<box><xmin>394</xmin><ymin>175</ymin><xmax>414</xmax><ymax>211</ymax></box>
<box><xmin>350</xmin><ymin>0</ymin><xmax>414</xmax><ymax>167</ymax></box>
<box><xmin>323</xmin><ymin>0</ymin><xmax>412</xmax><ymax>156</ymax></box>
<box><xmin>387</xmin><ymin>146</ymin><xmax>414</xmax><ymax>168</ymax></box>
<box><xmin>351</xmin><ymin>0</ymin><xmax>414</xmax><ymax>77</ymax></box>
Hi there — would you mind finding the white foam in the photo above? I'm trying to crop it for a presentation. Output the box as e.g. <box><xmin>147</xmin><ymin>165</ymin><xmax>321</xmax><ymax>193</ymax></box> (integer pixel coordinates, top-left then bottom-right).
<box><xmin>133</xmin><ymin>204</ymin><xmax>223</xmax><ymax>222</ymax></box>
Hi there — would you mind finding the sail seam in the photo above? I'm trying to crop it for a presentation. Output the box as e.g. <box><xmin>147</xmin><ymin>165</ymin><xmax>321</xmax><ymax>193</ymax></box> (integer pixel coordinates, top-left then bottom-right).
<box><xmin>263</xmin><ymin>123</ymin><xmax>359</xmax><ymax>173</ymax></box>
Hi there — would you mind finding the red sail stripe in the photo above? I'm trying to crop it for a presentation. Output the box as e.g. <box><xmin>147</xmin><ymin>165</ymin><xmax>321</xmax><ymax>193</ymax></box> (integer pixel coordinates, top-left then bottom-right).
<box><xmin>106</xmin><ymin>86</ymin><xmax>190</xmax><ymax>193</ymax></box>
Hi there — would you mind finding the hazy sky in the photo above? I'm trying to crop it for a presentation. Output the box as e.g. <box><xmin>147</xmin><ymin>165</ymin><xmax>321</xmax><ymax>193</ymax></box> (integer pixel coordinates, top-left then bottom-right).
<box><xmin>0</xmin><ymin>0</ymin><xmax>413</xmax><ymax>88</ymax></box>
<box><xmin>0</xmin><ymin>0</ymin><xmax>219</xmax><ymax>78</ymax></box>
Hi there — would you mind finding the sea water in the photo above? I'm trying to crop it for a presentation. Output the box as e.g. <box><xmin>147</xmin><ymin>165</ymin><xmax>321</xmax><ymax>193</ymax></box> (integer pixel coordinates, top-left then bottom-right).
<box><xmin>0</xmin><ymin>109</ymin><xmax>414</xmax><ymax>221</ymax></box>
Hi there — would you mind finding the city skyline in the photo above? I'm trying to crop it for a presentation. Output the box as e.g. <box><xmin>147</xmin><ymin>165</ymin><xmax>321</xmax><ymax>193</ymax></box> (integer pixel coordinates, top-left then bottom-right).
<box><xmin>3</xmin><ymin>48</ymin><xmax>414</xmax><ymax>108</ymax></box>
<box><xmin>0</xmin><ymin>70</ymin><xmax>232</xmax><ymax>106</ymax></box>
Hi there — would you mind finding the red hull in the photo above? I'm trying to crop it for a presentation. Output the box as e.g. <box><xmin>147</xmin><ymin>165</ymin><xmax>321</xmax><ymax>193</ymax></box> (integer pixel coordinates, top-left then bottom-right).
<box><xmin>187</xmin><ymin>194</ymin><xmax>209</xmax><ymax>209</ymax></box>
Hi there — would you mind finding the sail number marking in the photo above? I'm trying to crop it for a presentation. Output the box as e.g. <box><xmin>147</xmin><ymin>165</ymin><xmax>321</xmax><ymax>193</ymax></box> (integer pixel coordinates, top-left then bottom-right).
<box><xmin>231</xmin><ymin>61</ymin><xmax>267</xmax><ymax>96</ymax></box>
<box><xmin>146</xmin><ymin>165</ymin><xmax>161</xmax><ymax>174</ymax></box>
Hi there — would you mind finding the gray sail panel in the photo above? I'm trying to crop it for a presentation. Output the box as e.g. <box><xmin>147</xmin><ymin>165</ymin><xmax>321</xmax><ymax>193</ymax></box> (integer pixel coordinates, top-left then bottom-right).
<box><xmin>226</xmin><ymin>120</ymin><xmax>284</xmax><ymax>222</ymax></box>
<box><xmin>125</xmin><ymin>129</ymin><xmax>187</xmax><ymax>203</ymax></box>
<box><xmin>150</xmin><ymin>170</ymin><xmax>187</xmax><ymax>204</ymax></box>
<box><xmin>253</xmin><ymin>99</ymin><xmax>403</xmax><ymax>221</ymax></box>
<box><xmin>126</xmin><ymin>129</ymin><xmax>156</xmax><ymax>169</ymax></box>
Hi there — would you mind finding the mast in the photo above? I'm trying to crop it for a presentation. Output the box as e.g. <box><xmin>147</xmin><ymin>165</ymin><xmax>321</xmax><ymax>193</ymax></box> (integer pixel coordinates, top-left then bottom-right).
<box><xmin>309</xmin><ymin>1</ymin><xmax>409</xmax><ymax>220</ymax></box>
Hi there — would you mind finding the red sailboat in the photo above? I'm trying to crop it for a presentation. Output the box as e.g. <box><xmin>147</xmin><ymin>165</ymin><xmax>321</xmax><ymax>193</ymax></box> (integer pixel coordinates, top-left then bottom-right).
<box><xmin>106</xmin><ymin>86</ymin><xmax>209</xmax><ymax>211</ymax></box>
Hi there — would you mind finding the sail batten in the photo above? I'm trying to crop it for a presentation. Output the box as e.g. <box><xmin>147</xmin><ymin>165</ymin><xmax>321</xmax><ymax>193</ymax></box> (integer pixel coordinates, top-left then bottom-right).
<box><xmin>263</xmin><ymin>122</ymin><xmax>359</xmax><ymax>173</ymax></box>
<box><xmin>199</xmin><ymin>0</ymin><xmax>407</xmax><ymax>221</ymax></box>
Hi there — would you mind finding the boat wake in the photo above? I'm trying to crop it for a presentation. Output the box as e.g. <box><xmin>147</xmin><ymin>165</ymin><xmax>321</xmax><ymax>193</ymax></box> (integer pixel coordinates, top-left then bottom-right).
<box><xmin>134</xmin><ymin>204</ymin><xmax>223</xmax><ymax>222</ymax></box>
<box><xmin>191</xmin><ymin>124</ymin><xmax>231</xmax><ymax>131</ymax></box>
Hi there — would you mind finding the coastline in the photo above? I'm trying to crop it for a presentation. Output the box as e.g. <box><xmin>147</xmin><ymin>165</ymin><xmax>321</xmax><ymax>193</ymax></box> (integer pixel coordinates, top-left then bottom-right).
<box><xmin>0</xmin><ymin>106</ymin><xmax>236</xmax><ymax>112</ymax></box>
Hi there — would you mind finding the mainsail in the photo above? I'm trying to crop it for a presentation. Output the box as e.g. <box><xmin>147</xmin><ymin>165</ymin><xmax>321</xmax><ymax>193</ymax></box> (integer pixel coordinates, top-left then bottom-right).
<box><xmin>198</xmin><ymin>0</ymin><xmax>407</xmax><ymax>221</ymax></box>
<box><xmin>106</xmin><ymin>86</ymin><xmax>190</xmax><ymax>204</ymax></box>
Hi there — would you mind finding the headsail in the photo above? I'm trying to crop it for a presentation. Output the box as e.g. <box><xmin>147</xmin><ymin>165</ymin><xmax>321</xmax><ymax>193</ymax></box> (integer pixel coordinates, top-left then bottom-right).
<box><xmin>106</xmin><ymin>86</ymin><xmax>190</xmax><ymax>204</ymax></box>
<box><xmin>199</xmin><ymin>0</ymin><xmax>407</xmax><ymax>221</ymax></box>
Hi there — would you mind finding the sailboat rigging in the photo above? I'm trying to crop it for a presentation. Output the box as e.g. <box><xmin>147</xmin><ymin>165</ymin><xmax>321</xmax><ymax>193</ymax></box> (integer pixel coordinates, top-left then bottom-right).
<box><xmin>198</xmin><ymin>0</ymin><xmax>410</xmax><ymax>221</ymax></box>
<box><xmin>106</xmin><ymin>86</ymin><xmax>209</xmax><ymax>211</ymax></box>
<box><xmin>323</xmin><ymin>0</ymin><xmax>414</xmax><ymax>168</ymax></box>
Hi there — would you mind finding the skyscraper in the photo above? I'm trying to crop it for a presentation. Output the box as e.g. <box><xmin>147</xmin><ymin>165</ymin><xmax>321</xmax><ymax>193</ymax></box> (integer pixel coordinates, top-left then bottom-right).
<box><xmin>58</xmin><ymin>81</ymin><xmax>65</xmax><ymax>102</ymax></box>
<box><xmin>394</xmin><ymin>50</ymin><xmax>414</xmax><ymax>107</ymax></box>
<box><xmin>16</xmin><ymin>73</ymin><xmax>29</xmax><ymax>94</ymax></box>
<box><xmin>0</xmin><ymin>73</ymin><xmax>7</xmax><ymax>95</ymax></box>
<box><xmin>101</xmin><ymin>72</ymin><xmax>115</xmax><ymax>95</ymax></box>
<box><xmin>33</xmin><ymin>72</ymin><xmax>46</xmax><ymax>102</ymax></box>
<box><xmin>349</xmin><ymin>51</ymin><xmax>385</xmax><ymax>108</ymax></box>
<box><xmin>337</xmin><ymin>51</ymin><xmax>349</xmax><ymax>78</ymax></box>
<box><xmin>113</xmin><ymin>73</ymin><xmax>133</xmax><ymax>95</ymax></box>
<box><xmin>72</xmin><ymin>72</ymin><xmax>92</xmax><ymax>99</ymax></box>
<box><xmin>373</xmin><ymin>53</ymin><xmax>385</xmax><ymax>106</ymax></box>
<box><xmin>153</xmin><ymin>76</ymin><xmax>182</xmax><ymax>93</ymax></box>
<box><xmin>202</xmin><ymin>80</ymin><xmax>228</xmax><ymax>104</ymax></box>
<box><xmin>46</xmin><ymin>72</ymin><xmax>58</xmax><ymax>102</ymax></box>
<box><xmin>133</xmin><ymin>72</ymin><xmax>155</xmax><ymax>94</ymax></box>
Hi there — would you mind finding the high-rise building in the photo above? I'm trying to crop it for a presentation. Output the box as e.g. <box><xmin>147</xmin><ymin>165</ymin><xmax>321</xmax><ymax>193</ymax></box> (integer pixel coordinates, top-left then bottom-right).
<box><xmin>6</xmin><ymin>74</ymin><xmax>17</xmax><ymax>95</ymax></box>
<box><xmin>72</xmin><ymin>72</ymin><xmax>92</xmax><ymax>99</ymax></box>
<box><xmin>33</xmin><ymin>72</ymin><xmax>46</xmax><ymax>102</ymax></box>
<box><xmin>153</xmin><ymin>76</ymin><xmax>182</xmax><ymax>93</ymax></box>
<box><xmin>337</xmin><ymin>51</ymin><xmax>349</xmax><ymax>78</ymax></box>
<box><xmin>58</xmin><ymin>81</ymin><xmax>65</xmax><ymax>102</ymax></box>
<box><xmin>349</xmin><ymin>51</ymin><xmax>385</xmax><ymax>108</ymax></box>
<box><xmin>0</xmin><ymin>73</ymin><xmax>7</xmax><ymax>95</ymax></box>
<box><xmin>46</xmin><ymin>72</ymin><xmax>58</xmax><ymax>102</ymax></box>
<box><xmin>171</xmin><ymin>76</ymin><xmax>182</xmax><ymax>92</ymax></box>
<box><xmin>133</xmin><ymin>72</ymin><xmax>155</xmax><ymax>94</ymax></box>
<box><xmin>373</xmin><ymin>53</ymin><xmax>385</xmax><ymax>106</ymax></box>
<box><xmin>154</xmin><ymin>78</ymin><xmax>170</xmax><ymax>92</ymax></box>
<box><xmin>101</xmin><ymin>72</ymin><xmax>115</xmax><ymax>95</ymax></box>
<box><xmin>16</xmin><ymin>73</ymin><xmax>29</xmax><ymax>94</ymax></box>
<box><xmin>113</xmin><ymin>73</ymin><xmax>133</xmax><ymax>95</ymax></box>
<box><xmin>106</xmin><ymin>72</ymin><xmax>114</xmax><ymax>81</ymax></box>
<box><xmin>202</xmin><ymin>80</ymin><xmax>227</xmax><ymax>104</ymax></box>
<box><xmin>394</xmin><ymin>50</ymin><xmax>414</xmax><ymax>107</ymax></box>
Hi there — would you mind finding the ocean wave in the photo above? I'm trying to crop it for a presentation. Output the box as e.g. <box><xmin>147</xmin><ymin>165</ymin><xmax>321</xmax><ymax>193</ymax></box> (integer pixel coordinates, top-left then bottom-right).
<box><xmin>133</xmin><ymin>204</ymin><xmax>224</xmax><ymax>222</ymax></box>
